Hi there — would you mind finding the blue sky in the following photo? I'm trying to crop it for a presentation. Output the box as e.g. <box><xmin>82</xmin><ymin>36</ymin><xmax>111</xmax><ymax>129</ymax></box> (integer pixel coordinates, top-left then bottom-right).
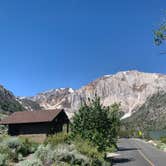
<box><xmin>0</xmin><ymin>0</ymin><xmax>166</xmax><ymax>96</ymax></box>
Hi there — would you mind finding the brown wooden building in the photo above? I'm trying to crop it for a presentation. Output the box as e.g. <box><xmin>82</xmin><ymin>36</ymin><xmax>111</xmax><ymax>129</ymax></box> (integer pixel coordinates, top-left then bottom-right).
<box><xmin>0</xmin><ymin>109</ymin><xmax>70</xmax><ymax>136</ymax></box>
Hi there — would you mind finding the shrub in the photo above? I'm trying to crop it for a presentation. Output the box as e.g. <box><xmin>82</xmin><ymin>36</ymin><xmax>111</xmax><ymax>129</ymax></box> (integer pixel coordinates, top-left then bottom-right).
<box><xmin>34</xmin><ymin>144</ymin><xmax>55</xmax><ymax>165</ymax></box>
<box><xmin>18</xmin><ymin>158</ymin><xmax>43</xmax><ymax>166</ymax></box>
<box><xmin>19</xmin><ymin>141</ymin><xmax>111</xmax><ymax>166</ymax></box>
<box><xmin>3</xmin><ymin>137</ymin><xmax>21</xmax><ymax>149</ymax></box>
<box><xmin>71</xmin><ymin>96</ymin><xmax>120</xmax><ymax>151</ymax></box>
<box><xmin>0</xmin><ymin>154</ymin><xmax>9</xmax><ymax>166</ymax></box>
<box><xmin>0</xmin><ymin>125</ymin><xmax>7</xmax><ymax>135</ymax></box>
<box><xmin>19</xmin><ymin>137</ymin><xmax>38</xmax><ymax>155</ymax></box>
<box><xmin>74</xmin><ymin>136</ymin><xmax>103</xmax><ymax>159</ymax></box>
<box><xmin>0</xmin><ymin>136</ymin><xmax>38</xmax><ymax>162</ymax></box>
<box><xmin>160</xmin><ymin>136</ymin><xmax>166</xmax><ymax>144</ymax></box>
<box><xmin>29</xmin><ymin>143</ymin><xmax>90</xmax><ymax>166</ymax></box>
<box><xmin>54</xmin><ymin>144</ymin><xmax>89</xmax><ymax>165</ymax></box>
<box><xmin>73</xmin><ymin>137</ymin><xmax>111</xmax><ymax>166</ymax></box>
<box><xmin>0</xmin><ymin>144</ymin><xmax>11</xmax><ymax>157</ymax></box>
<box><xmin>44</xmin><ymin>132</ymin><xmax>69</xmax><ymax>147</ymax></box>
<box><xmin>106</xmin><ymin>144</ymin><xmax>117</xmax><ymax>153</ymax></box>
<box><xmin>2</xmin><ymin>137</ymin><xmax>22</xmax><ymax>161</ymax></box>
<box><xmin>156</xmin><ymin>142</ymin><xmax>166</xmax><ymax>151</ymax></box>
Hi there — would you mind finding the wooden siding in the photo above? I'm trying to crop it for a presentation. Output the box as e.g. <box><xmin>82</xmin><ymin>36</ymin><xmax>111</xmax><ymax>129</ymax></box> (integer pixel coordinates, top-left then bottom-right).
<box><xmin>8</xmin><ymin>111</ymin><xmax>70</xmax><ymax>136</ymax></box>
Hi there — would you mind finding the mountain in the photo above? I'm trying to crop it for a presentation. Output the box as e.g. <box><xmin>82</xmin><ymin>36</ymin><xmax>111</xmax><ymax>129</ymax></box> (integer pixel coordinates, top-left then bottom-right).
<box><xmin>18</xmin><ymin>98</ymin><xmax>43</xmax><ymax>111</ymax></box>
<box><xmin>123</xmin><ymin>92</ymin><xmax>166</xmax><ymax>131</ymax></box>
<box><xmin>22</xmin><ymin>70</ymin><xmax>166</xmax><ymax>121</ymax></box>
<box><xmin>27</xmin><ymin>88</ymin><xmax>74</xmax><ymax>112</ymax></box>
<box><xmin>0</xmin><ymin>85</ymin><xmax>24</xmax><ymax>114</ymax></box>
<box><xmin>0</xmin><ymin>70</ymin><xmax>165</xmax><ymax>130</ymax></box>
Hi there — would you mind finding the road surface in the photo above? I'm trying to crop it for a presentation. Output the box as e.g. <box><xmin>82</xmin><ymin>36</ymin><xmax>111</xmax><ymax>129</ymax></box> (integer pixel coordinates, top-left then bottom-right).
<box><xmin>112</xmin><ymin>138</ymin><xmax>166</xmax><ymax>166</ymax></box>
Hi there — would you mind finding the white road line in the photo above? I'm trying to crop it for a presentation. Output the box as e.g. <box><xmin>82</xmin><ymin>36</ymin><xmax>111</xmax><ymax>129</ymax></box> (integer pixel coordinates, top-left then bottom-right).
<box><xmin>137</xmin><ymin>149</ymin><xmax>155</xmax><ymax>166</ymax></box>
<box><xmin>133</xmin><ymin>139</ymin><xmax>155</xmax><ymax>166</ymax></box>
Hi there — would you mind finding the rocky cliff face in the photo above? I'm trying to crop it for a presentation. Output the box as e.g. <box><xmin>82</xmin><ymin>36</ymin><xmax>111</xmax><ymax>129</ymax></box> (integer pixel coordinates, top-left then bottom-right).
<box><xmin>22</xmin><ymin>70</ymin><xmax>166</xmax><ymax>118</ymax></box>
<box><xmin>18</xmin><ymin>98</ymin><xmax>43</xmax><ymax>111</ymax></box>
<box><xmin>27</xmin><ymin>88</ymin><xmax>75</xmax><ymax>111</ymax></box>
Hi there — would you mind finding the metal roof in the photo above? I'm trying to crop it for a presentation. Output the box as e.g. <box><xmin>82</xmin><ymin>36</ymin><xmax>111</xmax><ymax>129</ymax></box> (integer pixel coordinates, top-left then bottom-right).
<box><xmin>0</xmin><ymin>109</ymin><xmax>64</xmax><ymax>125</ymax></box>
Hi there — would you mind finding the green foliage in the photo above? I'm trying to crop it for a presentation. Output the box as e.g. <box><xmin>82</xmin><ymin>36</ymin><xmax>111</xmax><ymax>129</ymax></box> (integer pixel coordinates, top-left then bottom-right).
<box><xmin>0</xmin><ymin>125</ymin><xmax>7</xmax><ymax>135</ymax></box>
<box><xmin>43</xmin><ymin>134</ymin><xmax>111</xmax><ymax>166</ymax></box>
<box><xmin>0</xmin><ymin>100</ymin><xmax>24</xmax><ymax>113</ymax></box>
<box><xmin>118</xmin><ymin>126</ymin><xmax>138</xmax><ymax>138</ymax></box>
<box><xmin>73</xmin><ymin>136</ymin><xmax>111</xmax><ymax>165</ymax></box>
<box><xmin>54</xmin><ymin>144</ymin><xmax>89</xmax><ymax>166</ymax></box>
<box><xmin>4</xmin><ymin>137</ymin><xmax>21</xmax><ymax>149</ymax></box>
<box><xmin>3</xmin><ymin>137</ymin><xmax>38</xmax><ymax>158</ymax></box>
<box><xmin>71</xmin><ymin>96</ymin><xmax>120</xmax><ymax>151</ymax></box>
<box><xmin>0</xmin><ymin>143</ymin><xmax>14</xmax><ymax>163</ymax></box>
<box><xmin>122</xmin><ymin>92</ymin><xmax>166</xmax><ymax>133</ymax></box>
<box><xmin>43</xmin><ymin>137</ymin><xmax>111</xmax><ymax>165</ymax></box>
<box><xmin>160</xmin><ymin>136</ymin><xmax>166</xmax><ymax>144</ymax></box>
<box><xmin>0</xmin><ymin>114</ymin><xmax>8</xmax><ymax>135</ymax></box>
<box><xmin>143</xmin><ymin>131</ymin><xmax>152</xmax><ymax>140</ymax></box>
<box><xmin>0</xmin><ymin>154</ymin><xmax>8</xmax><ymax>166</ymax></box>
<box><xmin>44</xmin><ymin>132</ymin><xmax>69</xmax><ymax>147</ymax></box>
<box><xmin>74</xmin><ymin>136</ymin><xmax>104</xmax><ymax>160</ymax></box>
<box><xmin>19</xmin><ymin>137</ymin><xmax>39</xmax><ymax>155</ymax></box>
<box><xmin>154</xmin><ymin>23</ymin><xmax>166</xmax><ymax>45</ymax></box>
<box><xmin>2</xmin><ymin>137</ymin><xmax>24</xmax><ymax>161</ymax></box>
<box><xmin>18</xmin><ymin>158</ymin><xmax>43</xmax><ymax>166</ymax></box>
<box><xmin>118</xmin><ymin>129</ymin><xmax>131</xmax><ymax>138</ymax></box>
<box><xmin>156</xmin><ymin>141</ymin><xmax>166</xmax><ymax>151</ymax></box>
<box><xmin>29</xmin><ymin>143</ymin><xmax>90</xmax><ymax>166</ymax></box>
<box><xmin>0</xmin><ymin>136</ymin><xmax>38</xmax><ymax>163</ymax></box>
<box><xmin>0</xmin><ymin>86</ymin><xmax>25</xmax><ymax>113</ymax></box>
<box><xmin>34</xmin><ymin>144</ymin><xmax>55</xmax><ymax>165</ymax></box>
<box><xmin>23</xmin><ymin>142</ymin><xmax>111</xmax><ymax>166</ymax></box>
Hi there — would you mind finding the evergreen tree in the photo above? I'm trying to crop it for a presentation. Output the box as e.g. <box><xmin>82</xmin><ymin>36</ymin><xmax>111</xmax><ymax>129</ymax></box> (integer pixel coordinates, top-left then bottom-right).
<box><xmin>71</xmin><ymin>96</ymin><xmax>120</xmax><ymax>151</ymax></box>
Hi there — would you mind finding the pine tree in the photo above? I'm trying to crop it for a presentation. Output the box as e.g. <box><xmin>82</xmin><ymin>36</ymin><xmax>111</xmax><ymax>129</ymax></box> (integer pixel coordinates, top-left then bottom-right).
<box><xmin>71</xmin><ymin>96</ymin><xmax>121</xmax><ymax>151</ymax></box>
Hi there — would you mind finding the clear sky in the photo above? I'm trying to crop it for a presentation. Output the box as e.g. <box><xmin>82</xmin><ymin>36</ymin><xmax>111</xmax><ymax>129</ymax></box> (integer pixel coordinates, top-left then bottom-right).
<box><xmin>0</xmin><ymin>0</ymin><xmax>166</xmax><ymax>96</ymax></box>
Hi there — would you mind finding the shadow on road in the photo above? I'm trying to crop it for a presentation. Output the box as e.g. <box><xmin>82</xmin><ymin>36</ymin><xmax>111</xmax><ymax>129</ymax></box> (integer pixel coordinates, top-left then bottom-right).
<box><xmin>112</xmin><ymin>157</ymin><xmax>135</xmax><ymax>165</ymax></box>
<box><xmin>110</xmin><ymin>146</ymin><xmax>137</xmax><ymax>165</ymax></box>
<box><xmin>118</xmin><ymin>147</ymin><xmax>140</xmax><ymax>151</ymax></box>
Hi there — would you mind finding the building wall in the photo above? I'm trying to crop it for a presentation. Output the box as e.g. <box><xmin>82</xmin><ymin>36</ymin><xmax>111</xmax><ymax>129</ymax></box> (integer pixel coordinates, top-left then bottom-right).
<box><xmin>8</xmin><ymin>111</ymin><xmax>70</xmax><ymax>136</ymax></box>
<box><xmin>8</xmin><ymin>122</ymin><xmax>51</xmax><ymax>135</ymax></box>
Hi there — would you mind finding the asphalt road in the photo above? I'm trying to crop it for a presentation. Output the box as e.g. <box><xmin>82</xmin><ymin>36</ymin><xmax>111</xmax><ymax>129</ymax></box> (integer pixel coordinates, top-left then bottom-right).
<box><xmin>112</xmin><ymin>138</ymin><xmax>166</xmax><ymax>166</ymax></box>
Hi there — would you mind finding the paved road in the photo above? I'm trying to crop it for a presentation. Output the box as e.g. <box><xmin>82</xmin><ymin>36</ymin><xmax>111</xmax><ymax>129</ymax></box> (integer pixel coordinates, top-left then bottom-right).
<box><xmin>112</xmin><ymin>138</ymin><xmax>166</xmax><ymax>166</ymax></box>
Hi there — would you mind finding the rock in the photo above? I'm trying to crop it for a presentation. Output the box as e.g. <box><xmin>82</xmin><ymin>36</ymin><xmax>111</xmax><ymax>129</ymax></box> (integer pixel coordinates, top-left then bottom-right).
<box><xmin>21</xmin><ymin>71</ymin><xmax>166</xmax><ymax>120</ymax></box>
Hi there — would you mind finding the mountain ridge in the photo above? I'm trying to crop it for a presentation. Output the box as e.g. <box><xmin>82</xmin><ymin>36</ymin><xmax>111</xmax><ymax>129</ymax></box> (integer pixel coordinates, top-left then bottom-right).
<box><xmin>0</xmin><ymin>70</ymin><xmax>166</xmax><ymax>130</ymax></box>
<box><xmin>20</xmin><ymin>70</ymin><xmax>166</xmax><ymax>120</ymax></box>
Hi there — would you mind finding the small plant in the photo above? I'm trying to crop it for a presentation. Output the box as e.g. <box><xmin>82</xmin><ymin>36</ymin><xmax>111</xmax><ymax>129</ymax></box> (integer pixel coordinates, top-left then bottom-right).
<box><xmin>3</xmin><ymin>137</ymin><xmax>21</xmax><ymax>149</ymax></box>
<box><xmin>18</xmin><ymin>158</ymin><xmax>43</xmax><ymax>166</ymax></box>
<box><xmin>19</xmin><ymin>137</ymin><xmax>38</xmax><ymax>155</ymax></box>
<box><xmin>34</xmin><ymin>144</ymin><xmax>55</xmax><ymax>165</ymax></box>
<box><xmin>54</xmin><ymin>144</ymin><xmax>89</xmax><ymax>165</ymax></box>
<box><xmin>74</xmin><ymin>136</ymin><xmax>103</xmax><ymax>159</ymax></box>
<box><xmin>23</xmin><ymin>143</ymin><xmax>91</xmax><ymax>166</ymax></box>
<box><xmin>0</xmin><ymin>136</ymin><xmax>39</xmax><ymax>163</ymax></box>
<box><xmin>73</xmin><ymin>136</ymin><xmax>111</xmax><ymax>165</ymax></box>
<box><xmin>0</xmin><ymin>154</ymin><xmax>9</xmax><ymax>166</ymax></box>
<box><xmin>156</xmin><ymin>141</ymin><xmax>166</xmax><ymax>151</ymax></box>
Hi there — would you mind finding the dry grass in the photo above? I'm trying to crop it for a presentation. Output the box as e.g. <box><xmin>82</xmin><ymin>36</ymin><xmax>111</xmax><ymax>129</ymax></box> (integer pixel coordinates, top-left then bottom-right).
<box><xmin>19</xmin><ymin>134</ymin><xmax>47</xmax><ymax>143</ymax></box>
